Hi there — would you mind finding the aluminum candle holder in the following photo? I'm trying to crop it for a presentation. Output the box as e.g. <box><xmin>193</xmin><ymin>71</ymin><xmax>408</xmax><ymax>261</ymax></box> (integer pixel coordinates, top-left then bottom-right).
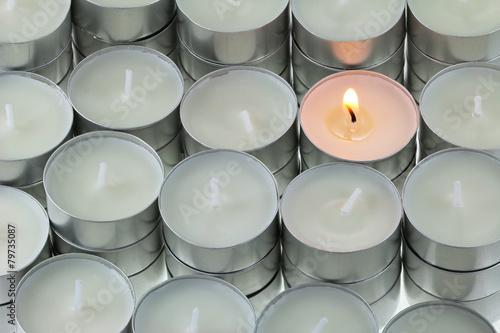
<box><xmin>405</xmin><ymin>64</ymin><xmax>426</xmax><ymax>103</ymax></box>
<box><xmin>26</xmin><ymin>37</ymin><xmax>73</xmax><ymax>85</ymax></box>
<box><xmin>273</xmin><ymin>149</ymin><xmax>300</xmax><ymax>196</ymax></box>
<box><xmin>128</xmin><ymin>250</ymin><xmax>168</xmax><ymax>303</ymax></box>
<box><xmin>72</xmin><ymin>0</ymin><xmax>176</xmax><ymax>42</ymax></box>
<box><xmin>248</xmin><ymin>269</ymin><xmax>284</xmax><ymax>318</ymax></box>
<box><xmin>16</xmin><ymin>180</ymin><xmax>47</xmax><ymax>208</ymax></box>
<box><xmin>156</xmin><ymin>129</ymin><xmax>184</xmax><ymax>174</ymax></box>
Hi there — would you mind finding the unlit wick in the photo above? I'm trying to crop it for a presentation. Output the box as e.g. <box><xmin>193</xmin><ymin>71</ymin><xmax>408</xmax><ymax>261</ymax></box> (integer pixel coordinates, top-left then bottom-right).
<box><xmin>210</xmin><ymin>177</ymin><xmax>221</xmax><ymax>208</ymax></box>
<box><xmin>473</xmin><ymin>96</ymin><xmax>482</xmax><ymax>117</ymax></box>
<box><xmin>311</xmin><ymin>317</ymin><xmax>329</xmax><ymax>333</ymax></box>
<box><xmin>5</xmin><ymin>104</ymin><xmax>14</xmax><ymax>129</ymax></box>
<box><xmin>239</xmin><ymin>110</ymin><xmax>254</xmax><ymax>134</ymax></box>
<box><xmin>341</xmin><ymin>188</ymin><xmax>363</xmax><ymax>215</ymax></box>
<box><xmin>187</xmin><ymin>307</ymin><xmax>199</xmax><ymax>333</ymax></box>
<box><xmin>96</xmin><ymin>162</ymin><xmax>108</xmax><ymax>188</ymax></box>
<box><xmin>124</xmin><ymin>69</ymin><xmax>133</xmax><ymax>99</ymax></box>
<box><xmin>453</xmin><ymin>180</ymin><xmax>463</xmax><ymax>207</ymax></box>
<box><xmin>73</xmin><ymin>280</ymin><xmax>83</xmax><ymax>311</ymax></box>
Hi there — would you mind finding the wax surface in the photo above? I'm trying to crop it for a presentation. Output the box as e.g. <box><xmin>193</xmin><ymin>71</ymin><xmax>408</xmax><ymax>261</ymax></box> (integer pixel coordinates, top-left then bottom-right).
<box><xmin>69</xmin><ymin>48</ymin><xmax>183</xmax><ymax>129</ymax></box>
<box><xmin>0</xmin><ymin>0</ymin><xmax>70</xmax><ymax>42</ymax></box>
<box><xmin>403</xmin><ymin>150</ymin><xmax>500</xmax><ymax>247</ymax></box>
<box><xmin>386</xmin><ymin>304</ymin><xmax>494</xmax><ymax>333</ymax></box>
<box><xmin>421</xmin><ymin>65</ymin><xmax>500</xmax><ymax>150</ymax></box>
<box><xmin>16</xmin><ymin>257</ymin><xmax>134</xmax><ymax>333</ymax></box>
<box><xmin>45</xmin><ymin>136</ymin><xmax>163</xmax><ymax>221</ymax></box>
<box><xmin>0</xmin><ymin>187</ymin><xmax>48</xmax><ymax>275</ymax></box>
<box><xmin>160</xmin><ymin>150</ymin><xmax>278</xmax><ymax>248</ymax></box>
<box><xmin>409</xmin><ymin>0</ymin><xmax>500</xmax><ymax>36</ymax></box>
<box><xmin>281</xmin><ymin>164</ymin><xmax>401</xmax><ymax>252</ymax></box>
<box><xmin>0</xmin><ymin>74</ymin><xmax>73</xmax><ymax>160</ymax></box>
<box><xmin>134</xmin><ymin>278</ymin><xmax>255</xmax><ymax>332</ymax></box>
<box><xmin>257</xmin><ymin>285</ymin><xmax>377</xmax><ymax>332</ymax></box>
<box><xmin>182</xmin><ymin>69</ymin><xmax>296</xmax><ymax>150</ymax></box>
<box><xmin>177</xmin><ymin>0</ymin><xmax>288</xmax><ymax>32</ymax></box>
<box><xmin>301</xmin><ymin>72</ymin><xmax>418</xmax><ymax>161</ymax></box>
<box><xmin>292</xmin><ymin>0</ymin><xmax>404</xmax><ymax>41</ymax></box>
<box><xmin>87</xmin><ymin>0</ymin><xmax>158</xmax><ymax>7</ymax></box>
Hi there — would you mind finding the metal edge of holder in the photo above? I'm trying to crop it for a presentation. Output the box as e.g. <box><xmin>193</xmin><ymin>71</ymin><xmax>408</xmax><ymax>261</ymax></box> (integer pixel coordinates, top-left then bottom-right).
<box><xmin>15</xmin><ymin>179</ymin><xmax>47</xmax><ymax>209</ymax></box>
<box><xmin>45</xmin><ymin>131</ymin><xmax>164</xmax><ymax>250</ymax></box>
<box><xmin>128</xmin><ymin>249</ymin><xmax>168</xmax><ymax>305</ymax></box>
<box><xmin>179</xmin><ymin>34</ymin><xmax>290</xmax><ymax>81</ymax></box>
<box><xmin>273</xmin><ymin>148</ymin><xmax>300</xmax><ymax>197</ymax></box>
<box><xmin>160</xmin><ymin>149</ymin><xmax>280</xmax><ymax>273</ymax></box>
<box><xmin>165</xmin><ymin>239</ymin><xmax>281</xmax><ymax>296</ymax></box>
<box><xmin>402</xmin><ymin>148</ymin><xmax>500</xmax><ymax>272</ymax></box>
<box><xmin>403</xmin><ymin>239</ymin><xmax>500</xmax><ymax>301</ymax></box>
<box><xmin>181</xmin><ymin>66</ymin><xmax>298</xmax><ymax>173</ymax></box>
<box><xmin>256</xmin><ymin>283</ymin><xmax>379</xmax><ymax>332</ymax></box>
<box><xmin>0</xmin><ymin>72</ymin><xmax>74</xmax><ymax>187</ymax></box>
<box><xmin>407</xmin><ymin>3</ymin><xmax>500</xmax><ymax>63</ymax></box>
<box><xmin>247</xmin><ymin>269</ymin><xmax>284</xmax><ymax>318</ymax></box>
<box><xmin>51</xmin><ymin>219</ymin><xmax>164</xmax><ymax>276</ymax></box>
<box><xmin>69</xmin><ymin>45</ymin><xmax>184</xmax><ymax>151</ymax></box>
<box><xmin>0</xmin><ymin>6</ymin><xmax>71</xmax><ymax>70</ymax></box>
<box><xmin>405</xmin><ymin>63</ymin><xmax>426</xmax><ymax>104</ymax></box>
<box><xmin>292</xmin><ymin>8</ymin><xmax>405</xmax><ymax>69</ymax></box>
<box><xmin>177</xmin><ymin>1</ymin><xmax>290</xmax><ymax>64</ymax></box>
<box><xmin>292</xmin><ymin>38</ymin><xmax>405</xmax><ymax>89</ymax></box>
<box><xmin>26</xmin><ymin>36</ymin><xmax>73</xmax><ymax>85</ymax></box>
<box><xmin>370</xmin><ymin>277</ymin><xmax>401</xmax><ymax>330</ymax></box>
<box><xmin>72</xmin><ymin>16</ymin><xmax>178</xmax><ymax>58</ymax></box>
<box><xmin>72</xmin><ymin>0</ymin><xmax>176</xmax><ymax>42</ymax></box>
<box><xmin>156</xmin><ymin>128</ymin><xmax>184</xmax><ymax>175</ymax></box>
<box><xmin>282</xmin><ymin>249</ymin><xmax>401</xmax><ymax>305</ymax></box>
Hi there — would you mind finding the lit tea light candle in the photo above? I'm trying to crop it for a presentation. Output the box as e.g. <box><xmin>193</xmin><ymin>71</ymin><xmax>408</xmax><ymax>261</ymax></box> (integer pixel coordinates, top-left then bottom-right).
<box><xmin>281</xmin><ymin>163</ymin><xmax>402</xmax><ymax>282</ymax></box>
<box><xmin>133</xmin><ymin>276</ymin><xmax>256</xmax><ymax>332</ymax></box>
<box><xmin>419</xmin><ymin>63</ymin><xmax>500</xmax><ymax>159</ymax></box>
<box><xmin>403</xmin><ymin>149</ymin><xmax>500</xmax><ymax>271</ymax></box>
<box><xmin>0</xmin><ymin>72</ymin><xmax>73</xmax><ymax>186</ymax></box>
<box><xmin>15</xmin><ymin>254</ymin><xmax>135</xmax><ymax>333</ymax></box>
<box><xmin>300</xmin><ymin>71</ymin><xmax>418</xmax><ymax>180</ymax></box>
<box><xmin>256</xmin><ymin>284</ymin><xmax>378</xmax><ymax>332</ymax></box>
<box><xmin>44</xmin><ymin>131</ymin><xmax>164</xmax><ymax>250</ymax></box>
<box><xmin>160</xmin><ymin>149</ymin><xmax>279</xmax><ymax>272</ymax></box>
<box><xmin>68</xmin><ymin>46</ymin><xmax>184</xmax><ymax>150</ymax></box>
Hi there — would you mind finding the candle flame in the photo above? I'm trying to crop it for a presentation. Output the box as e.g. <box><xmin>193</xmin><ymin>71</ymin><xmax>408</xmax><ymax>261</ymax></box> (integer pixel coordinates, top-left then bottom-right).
<box><xmin>343</xmin><ymin>89</ymin><xmax>359</xmax><ymax>123</ymax></box>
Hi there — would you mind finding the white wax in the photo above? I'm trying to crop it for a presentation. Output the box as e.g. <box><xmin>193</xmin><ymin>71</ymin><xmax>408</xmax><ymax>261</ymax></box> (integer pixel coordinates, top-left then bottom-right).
<box><xmin>69</xmin><ymin>47</ymin><xmax>183</xmax><ymax>129</ymax></box>
<box><xmin>256</xmin><ymin>285</ymin><xmax>377</xmax><ymax>332</ymax></box>
<box><xmin>409</xmin><ymin>0</ymin><xmax>500</xmax><ymax>36</ymax></box>
<box><xmin>0</xmin><ymin>73</ymin><xmax>73</xmax><ymax>160</ymax></box>
<box><xmin>421</xmin><ymin>65</ymin><xmax>500</xmax><ymax>150</ymax></box>
<box><xmin>134</xmin><ymin>277</ymin><xmax>255</xmax><ymax>332</ymax></box>
<box><xmin>403</xmin><ymin>150</ymin><xmax>500</xmax><ymax>247</ymax></box>
<box><xmin>86</xmin><ymin>0</ymin><xmax>158</xmax><ymax>7</ymax></box>
<box><xmin>177</xmin><ymin>0</ymin><xmax>288</xmax><ymax>32</ymax></box>
<box><xmin>160</xmin><ymin>150</ymin><xmax>278</xmax><ymax>248</ymax></box>
<box><xmin>385</xmin><ymin>303</ymin><xmax>494</xmax><ymax>333</ymax></box>
<box><xmin>16</xmin><ymin>256</ymin><xmax>135</xmax><ymax>333</ymax></box>
<box><xmin>0</xmin><ymin>0</ymin><xmax>70</xmax><ymax>43</ymax></box>
<box><xmin>181</xmin><ymin>68</ymin><xmax>296</xmax><ymax>151</ymax></box>
<box><xmin>281</xmin><ymin>164</ymin><xmax>401</xmax><ymax>252</ymax></box>
<box><xmin>44</xmin><ymin>135</ymin><xmax>164</xmax><ymax>221</ymax></box>
<box><xmin>0</xmin><ymin>186</ymin><xmax>48</xmax><ymax>275</ymax></box>
<box><xmin>292</xmin><ymin>0</ymin><xmax>405</xmax><ymax>41</ymax></box>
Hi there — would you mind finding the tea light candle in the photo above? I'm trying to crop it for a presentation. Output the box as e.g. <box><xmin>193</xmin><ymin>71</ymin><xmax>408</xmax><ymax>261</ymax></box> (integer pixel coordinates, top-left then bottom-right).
<box><xmin>403</xmin><ymin>149</ymin><xmax>500</xmax><ymax>271</ymax></box>
<box><xmin>181</xmin><ymin>67</ymin><xmax>297</xmax><ymax>172</ymax></box>
<box><xmin>133</xmin><ymin>276</ymin><xmax>256</xmax><ymax>332</ymax></box>
<box><xmin>69</xmin><ymin>46</ymin><xmax>184</xmax><ymax>150</ymax></box>
<box><xmin>160</xmin><ymin>149</ymin><xmax>279</xmax><ymax>272</ymax></box>
<box><xmin>15</xmin><ymin>254</ymin><xmax>135</xmax><ymax>333</ymax></box>
<box><xmin>0</xmin><ymin>72</ymin><xmax>73</xmax><ymax>186</ymax></box>
<box><xmin>281</xmin><ymin>163</ymin><xmax>402</xmax><ymax>282</ymax></box>
<box><xmin>256</xmin><ymin>284</ymin><xmax>378</xmax><ymax>332</ymax></box>
<box><xmin>300</xmin><ymin>71</ymin><xmax>418</xmax><ymax>180</ymax></box>
<box><xmin>419</xmin><ymin>63</ymin><xmax>500</xmax><ymax>158</ymax></box>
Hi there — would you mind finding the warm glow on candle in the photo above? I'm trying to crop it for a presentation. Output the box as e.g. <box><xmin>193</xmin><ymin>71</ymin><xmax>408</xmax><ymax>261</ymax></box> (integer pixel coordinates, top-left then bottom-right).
<box><xmin>326</xmin><ymin>88</ymin><xmax>375</xmax><ymax>141</ymax></box>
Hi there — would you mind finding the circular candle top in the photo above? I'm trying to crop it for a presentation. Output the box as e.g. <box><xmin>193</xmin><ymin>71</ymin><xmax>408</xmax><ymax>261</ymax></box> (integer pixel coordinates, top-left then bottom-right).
<box><xmin>384</xmin><ymin>302</ymin><xmax>495</xmax><ymax>333</ymax></box>
<box><xmin>281</xmin><ymin>163</ymin><xmax>401</xmax><ymax>252</ymax></box>
<box><xmin>408</xmin><ymin>0</ymin><xmax>500</xmax><ymax>37</ymax></box>
<box><xmin>257</xmin><ymin>284</ymin><xmax>377</xmax><ymax>332</ymax></box>
<box><xmin>0</xmin><ymin>186</ymin><xmax>49</xmax><ymax>275</ymax></box>
<box><xmin>0</xmin><ymin>0</ymin><xmax>70</xmax><ymax>43</ymax></box>
<box><xmin>0</xmin><ymin>73</ymin><xmax>73</xmax><ymax>160</ymax></box>
<box><xmin>181</xmin><ymin>67</ymin><xmax>296</xmax><ymax>151</ymax></box>
<box><xmin>301</xmin><ymin>71</ymin><xmax>418</xmax><ymax>161</ymax></box>
<box><xmin>133</xmin><ymin>276</ymin><xmax>256</xmax><ymax>332</ymax></box>
<box><xmin>85</xmin><ymin>0</ymin><xmax>159</xmax><ymax>7</ymax></box>
<box><xmin>160</xmin><ymin>150</ymin><xmax>278</xmax><ymax>248</ymax></box>
<box><xmin>16</xmin><ymin>254</ymin><xmax>135</xmax><ymax>333</ymax></box>
<box><xmin>292</xmin><ymin>0</ymin><xmax>404</xmax><ymax>41</ymax></box>
<box><xmin>421</xmin><ymin>64</ymin><xmax>500</xmax><ymax>150</ymax></box>
<box><xmin>177</xmin><ymin>0</ymin><xmax>288</xmax><ymax>32</ymax></box>
<box><xmin>44</xmin><ymin>132</ymin><xmax>164</xmax><ymax>221</ymax></box>
<box><xmin>68</xmin><ymin>46</ymin><xmax>183</xmax><ymax>129</ymax></box>
<box><xmin>403</xmin><ymin>149</ymin><xmax>500</xmax><ymax>247</ymax></box>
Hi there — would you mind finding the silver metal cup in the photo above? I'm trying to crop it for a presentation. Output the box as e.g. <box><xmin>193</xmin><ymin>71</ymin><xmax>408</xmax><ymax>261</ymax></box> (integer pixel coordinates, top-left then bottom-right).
<box><xmin>248</xmin><ymin>269</ymin><xmax>284</xmax><ymax>318</ymax></box>
<box><xmin>128</xmin><ymin>249</ymin><xmax>168</xmax><ymax>304</ymax></box>
<box><xmin>72</xmin><ymin>0</ymin><xmax>176</xmax><ymax>42</ymax></box>
<box><xmin>16</xmin><ymin>180</ymin><xmax>46</xmax><ymax>208</ymax></box>
<box><xmin>156</xmin><ymin>129</ymin><xmax>184</xmax><ymax>175</ymax></box>
<box><xmin>273</xmin><ymin>149</ymin><xmax>300</xmax><ymax>197</ymax></box>
<box><xmin>371</xmin><ymin>277</ymin><xmax>401</xmax><ymax>330</ymax></box>
<box><xmin>405</xmin><ymin>64</ymin><xmax>426</xmax><ymax>104</ymax></box>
